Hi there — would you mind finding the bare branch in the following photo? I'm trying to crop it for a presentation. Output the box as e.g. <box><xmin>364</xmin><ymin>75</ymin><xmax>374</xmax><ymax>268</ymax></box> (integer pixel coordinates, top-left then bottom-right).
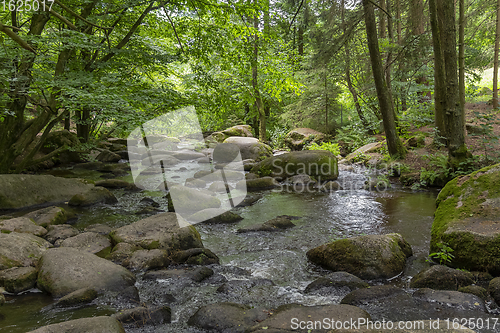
<box><xmin>0</xmin><ymin>22</ymin><xmax>36</xmax><ymax>53</ymax></box>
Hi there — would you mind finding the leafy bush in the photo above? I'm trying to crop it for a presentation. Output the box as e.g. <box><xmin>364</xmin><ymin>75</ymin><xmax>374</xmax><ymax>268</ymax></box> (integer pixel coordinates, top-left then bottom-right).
<box><xmin>306</xmin><ymin>142</ymin><xmax>341</xmax><ymax>156</ymax></box>
<box><xmin>268</xmin><ymin>125</ymin><xmax>289</xmax><ymax>150</ymax></box>
<box><xmin>428</xmin><ymin>242</ymin><xmax>455</xmax><ymax>265</ymax></box>
<box><xmin>335</xmin><ymin>123</ymin><xmax>375</xmax><ymax>153</ymax></box>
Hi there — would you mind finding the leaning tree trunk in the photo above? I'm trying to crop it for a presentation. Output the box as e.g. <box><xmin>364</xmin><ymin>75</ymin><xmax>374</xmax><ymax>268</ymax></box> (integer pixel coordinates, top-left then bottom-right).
<box><xmin>362</xmin><ymin>0</ymin><xmax>406</xmax><ymax>158</ymax></box>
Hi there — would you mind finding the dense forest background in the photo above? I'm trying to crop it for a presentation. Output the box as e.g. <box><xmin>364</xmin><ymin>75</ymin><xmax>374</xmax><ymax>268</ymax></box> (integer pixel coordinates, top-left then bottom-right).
<box><xmin>0</xmin><ymin>0</ymin><xmax>499</xmax><ymax>175</ymax></box>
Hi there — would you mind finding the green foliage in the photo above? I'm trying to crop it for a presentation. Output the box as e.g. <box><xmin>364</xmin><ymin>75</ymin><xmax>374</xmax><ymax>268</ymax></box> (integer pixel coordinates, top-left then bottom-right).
<box><xmin>428</xmin><ymin>242</ymin><xmax>455</xmax><ymax>265</ymax></box>
<box><xmin>268</xmin><ymin>125</ymin><xmax>289</xmax><ymax>150</ymax></box>
<box><xmin>306</xmin><ymin>142</ymin><xmax>341</xmax><ymax>156</ymax></box>
<box><xmin>334</xmin><ymin>123</ymin><xmax>375</xmax><ymax>153</ymax></box>
<box><xmin>471</xmin><ymin>111</ymin><xmax>500</xmax><ymax>162</ymax></box>
<box><xmin>351</xmin><ymin>152</ymin><xmax>369</xmax><ymax>164</ymax></box>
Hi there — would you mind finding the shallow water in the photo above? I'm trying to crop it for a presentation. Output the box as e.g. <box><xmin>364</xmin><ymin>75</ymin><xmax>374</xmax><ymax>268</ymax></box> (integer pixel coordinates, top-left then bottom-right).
<box><xmin>0</xmin><ymin>166</ymin><xmax>485</xmax><ymax>333</ymax></box>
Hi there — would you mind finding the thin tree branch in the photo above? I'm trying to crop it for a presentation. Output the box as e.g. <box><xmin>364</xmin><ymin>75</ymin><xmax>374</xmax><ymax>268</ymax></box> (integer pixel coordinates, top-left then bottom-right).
<box><xmin>0</xmin><ymin>22</ymin><xmax>36</xmax><ymax>53</ymax></box>
<box><xmin>289</xmin><ymin>0</ymin><xmax>305</xmax><ymax>32</ymax></box>
<box><xmin>49</xmin><ymin>10</ymin><xmax>78</xmax><ymax>30</ymax></box>
<box><xmin>162</xmin><ymin>6</ymin><xmax>185</xmax><ymax>54</ymax></box>
<box><xmin>53</xmin><ymin>0</ymin><xmax>111</xmax><ymax>30</ymax></box>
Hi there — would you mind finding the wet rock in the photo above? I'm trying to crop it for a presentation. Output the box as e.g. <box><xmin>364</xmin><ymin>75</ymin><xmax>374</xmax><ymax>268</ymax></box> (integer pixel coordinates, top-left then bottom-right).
<box><xmin>109</xmin><ymin>212</ymin><xmax>203</xmax><ymax>252</ymax></box>
<box><xmin>27</xmin><ymin>316</ymin><xmax>125</xmax><ymax>333</ymax></box>
<box><xmin>60</xmin><ymin>232</ymin><xmax>112</xmax><ymax>257</ymax></box>
<box><xmin>44</xmin><ymin>224</ymin><xmax>79</xmax><ymax>245</ymax></box>
<box><xmin>430</xmin><ymin>163</ymin><xmax>500</xmax><ymax>274</ymax></box>
<box><xmin>144</xmin><ymin>266</ymin><xmax>214</xmax><ymax>283</ymax></box>
<box><xmin>188</xmin><ymin>302</ymin><xmax>268</xmax><ymax>333</ymax></box>
<box><xmin>97</xmin><ymin>163</ymin><xmax>130</xmax><ymax>174</ymax></box>
<box><xmin>304</xmin><ymin>272</ymin><xmax>369</xmax><ymax>294</ymax></box>
<box><xmin>0</xmin><ymin>217</ymin><xmax>47</xmax><ymax>237</ymax></box>
<box><xmin>413</xmin><ymin>288</ymin><xmax>487</xmax><ymax>315</ymax></box>
<box><xmin>124</xmin><ymin>249</ymin><xmax>170</xmax><ymax>271</ymax></box>
<box><xmin>54</xmin><ymin>287</ymin><xmax>97</xmax><ymax>307</ymax></box>
<box><xmin>208</xmin><ymin>181</ymin><xmax>232</xmax><ymax>193</ymax></box>
<box><xmin>167</xmin><ymin>185</ymin><xmax>221</xmax><ymax>214</ymax></box>
<box><xmin>490</xmin><ymin>277</ymin><xmax>500</xmax><ymax>306</ymax></box>
<box><xmin>23</xmin><ymin>206</ymin><xmax>67</xmax><ymax>227</ymax></box>
<box><xmin>94</xmin><ymin>179</ymin><xmax>139</xmax><ymax>191</ymax></box>
<box><xmin>245</xmin><ymin>172</ymin><xmax>259</xmax><ymax>180</ymax></box>
<box><xmin>307</xmin><ymin>233</ymin><xmax>412</xmax><ymax>280</ymax></box>
<box><xmin>248</xmin><ymin>303</ymin><xmax>370</xmax><ymax>332</ymax></box>
<box><xmin>0</xmin><ymin>174</ymin><xmax>94</xmax><ymax>210</ymax></box>
<box><xmin>0</xmin><ymin>266</ymin><xmax>38</xmax><ymax>293</ymax></box>
<box><xmin>284</xmin><ymin>128</ymin><xmax>327</xmax><ymax>151</ymax></box>
<box><xmin>84</xmin><ymin>224</ymin><xmax>112</xmax><ymax>236</ymax></box>
<box><xmin>0</xmin><ymin>232</ymin><xmax>51</xmax><ymax>269</ymax></box>
<box><xmin>194</xmin><ymin>169</ymin><xmax>245</xmax><ymax>182</ymax></box>
<box><xmin>187</xmin><ymin>208</ymin><xmax>243</xmax><ymax>224</ymax></box>
<box><xmin>106</xmin><ymin>243</ymin><xmax>142</xmax><ymax>265</ymax></box>
<box><xmin>234</xmin><ymin>194</ymin><xmax>262</xmax><ymax>207</ymax></box>
<box><xmin>115</xmin><ymin>150</ymin><xmax>129</xmax><ymax>160</ymax></box>
<box><xmin>96</xmin><ymin>149</ymin><xmax>122</xmax><ymax>163</ymax></box>
<box><xmin>185</xmin><ymin>178</ymin><xmax>207</xmax><ymax>188</ymax></box>
<box><xmin>73</xmin><ymin>161</ymin><xmax>105</xmax><ymax>170</ymax></box>
<box><xmin>410</xmin><ymin>265</ymin><xmax>474</xmax><ymax>290</ymax></box>
<box><xmin>112</xmin><ymin>305</ymin><xmax>171</xmax><ymax>326</ymax></box>
<box><xmin>222</xmin><ymin>125</ymin><xmax>254</xmax><ymax>138</ymax></box>
<box><xmin>286</xmin><ymin>173</ymin><xmax>316</xmax><ymax>185</ymax></box>
<box><xmin>117</xmin><ymin>285</ymin><xmax>140</xmax><ymax>303</ymax></box>
<box><xmin>223</xmin><ymin>136</ymin><xmax>272</xmax><ymax>162</ymax></box>
<box><xmin>140</xmin><ymin>197</ymin><xmax>160</xmax><ymax>207</ymax></box>
<box><xmin>134</xmin><ymin>206</ymin><xmax>164</xmax><ymax>215</ymax></box>
<box><xmin>68</xmin><ymin>186</ymin><xmax>118</xmax><ymax>207</ymax></box>
<box><xmin>251</xmin><ymin>151</ymin><xmax>338</xmax><ymax>181</ymax></box>
<box><xmin>237</xmin><ymin>215</ymin><xmax>297</xmax><ymax>233</ymax></box>
<box><xmin>319</xmin><ymin>180</ymin><xmax>343</xmax><ymax>192</ymax></box>
<box><xmin>37</xmin><ymin>247</ymin><xmax>136</xmax><ymax>298</ymax></box>
<box><xmin>171</xmin><ymin>247</ymin><xmax>219</xmax><ymax>265</ymax></box>
<box><xmin>458</xmin><ymin>285</ymin><xmax>489</xmax><ymax>300</ymax></box>
<box><xmin>236</xmin><ymin>176</ymin><xmax>279</xmax><ymax>191</ymax></box>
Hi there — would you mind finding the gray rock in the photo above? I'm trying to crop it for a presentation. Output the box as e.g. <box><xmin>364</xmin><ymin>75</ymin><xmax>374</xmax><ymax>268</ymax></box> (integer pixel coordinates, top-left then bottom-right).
<box><xmin>68</xmin><ymin>186</ymin><xmax>118</xmax><ymax>207</ymax></box>
<box><xmin>109</xmin><ymin>212</ymin><xmax>203</xmax><ymax>252</ymax></box>
<box><xmin>458</xmin><ymin>285</ymin><xmax>489</xmax><ymax>300</ymax></box>
<box><xmin>44</xmin><ymin>224</ymin><xmax>79</xmax><ymax>244</ymax></box>
<box><xmin>171</xmin><ymin>150</ymin><xmax>206</xmax><ymax>160</ymax></box>
<box><xmin>37</xmin><ymin>247</ymin><xmax>136</xmax><ymax>298</ymax></box>
<box><xmin>0</xmin><ymin>232</ymin><xmax>51</xmax><ymax>269</ymax></box>
<box><xmin>223</xmin><ymin>137</ymin><xmax>272</xmax><ymax>161</ymax></box>
<box><xmin>284</xmin><ymin>128</ymin><xmax>327</xmax><ymax>151</ymax></box>
<box><xmin>167</xmin><ymin>185</ymin><xmax>221</xmax><ymax>215</ymax></box>
<box><xmin>236</xmin><ymin>177</ymin><xmax>279</xmax><ymax>191</ymax></box>
<box><xmin>105</xmin><ymin>243</ymin><xmax>142</xmax><ymax>265</ymax></box>
<box><xmin>188</xmin><ymin>302</ymin><xmax>268</xmax><ymax>333</ymax></box>
<box><xmin>60</xmin><ymin>232</ymin><xmax>112</xmax><ymax>257</ymax></box>
<box><xmin>490</xmin><ymin>277</ymin><xmax>500</xmax><ymax>306</ymax></box>
<box><xmin>23</xmin><ymin>206</ymin><xmax>67</xmax><ymax>227</ymax></box>
<box><xmin>0</xmin><ymin>266</ymin><xmax>38</xmax><ymax>293</ymax></box>
<box><xmin>0</xmin><ymin>175</ymin><xmax>94</xmax><ymax>210</ymax></box>
<box><xmin>410</xmin><ymin>265</ymin><xmax>474</xmax><ymax>290</ymax></box>
<box><xmin>55</xmin><ymin>287</ymin><xmax>98</xmax><ymax>307</ymax></box>
<box><xmin>144</xmin><ymin>266</ymin><xmax>214</xmax><ymax>283</ymax></box>
<box><xmin>171</xmin><ymin>247</ymin><xmax>219</xmax><ymax>265</ymax></box>
<box><xmin>237</xmin><ymin>215</ymin><xmax>297</xmax><ymax>233</ymax></box>
<box><xmin>304</xmin><ymin>271</ymin><xmax>369</xmax><ymax>294</ymax></box>
<box><xmin>96</xmin><ymin>149</ymin><xmax>122</xmax><ymax>163</ymax></box>
<box><xmin>113</xmin><ymin>306</ymin><xmax>171</xmax><ymax>326</ymax></box>
<box><xmin>185</xmin><ymin>178</ymin><xmax>207</xmax><ymax>188</ymax></box>
<box><xmin>0</xmin><ymin>217</ymin><xmax>47</xmax><ymax>237</ymax></box>
<box><xmin>307</xmin><ymin>233</ymin><xmax>412</xmax><ymax>280</ymax></box>
<box><xmin>208</xmin><ymin>181</ymin><xmax>232</xmax><ymax>193</ymax></box>
<box><xmin>27</xmin><ymin>316</ymin><xmax>125</xmax><ymax>333</ymax></box>
<box><xmin>187</xmin><ymin>208</ymin><xmax>243</xmax><ymax>224</ymax></box>
<box><xmin>94</xmin><ymin>179</ymin><xmax>139</xmax><ymax>191</ymax></box>
<box><xmin>84</xmin><ymin>224</ymin><xmax>112</xmax><ymax>235</ymax></box>
<box><xmin>124</xmin><ymin>249</ymin><xmax>170</xmax><ymax>271</ymax></box>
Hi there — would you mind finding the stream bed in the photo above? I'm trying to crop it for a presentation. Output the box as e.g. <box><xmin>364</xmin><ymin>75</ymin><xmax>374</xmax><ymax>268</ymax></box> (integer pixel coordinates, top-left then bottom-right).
<box><xmin>2</xmin><ymin>166</ymin><xmax>491</xmax><ymax>332</ymax></box>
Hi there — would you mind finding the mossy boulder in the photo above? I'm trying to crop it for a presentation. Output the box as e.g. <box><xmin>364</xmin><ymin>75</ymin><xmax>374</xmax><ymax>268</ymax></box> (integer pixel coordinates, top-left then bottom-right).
<box><xmin>407</xmin><ymin>133</ymin><xmax>426</xmax><ymax>148</ymax></box>
<box><xmin>410</xmin><ymin>265</ymin><xmax>474</xmax><ymax>290</ymax></box>
<box><xmin>96</xmin><ymin>149</ymin><xmax>122</xmax><ymax>163</ymax></box>
<box><xmin>60</xmin><ymin>232</ymin><xmax>112</xmax><ymax>257</ymax></box>
<box><xmin>430</xmin><ymin>163</ymin><xmax>500</xmax><ymax>274</ymax></box>
<box><xmin>109</xmin><ymin>212</ymin><xmax>203</xmax><ymax>253</ymax></box>
<box><xmin>458</xmin><ymin>285</ymin><xmax>489</xmax><ymax>300</ymax></box>
<box><xmin>0</xmin><ymin>217</ymin><xmax>47</xmax><ymax>237</ymax></box>
<box><xmin>124</xmin><ymin>249</ymin><xmax>170</xmax><ymax>271</ymax></box>
<box><xmin>251</xmin><ymin>151</ymin><xmax>338</xmax><ymax>181</ymax></box>
<box><xmin>306</xmin><ymin>233</ymin><xmax>412</xmax><ymax>280</ymax></box>
<box><xmin>0</xmin><ymin>175</ymin><xmax>94</xmax><ymax>210</ymax></box>
<box><xmin>94</xmin><ymin>179</ymin><xmax>139</xmax><ymax>191</ymax></box>
<box><xmin>68</xmin><ymin>186</ymin><xmax>118</xmax><ymax>207</ymax></box>
<box><xmin>236</xmin><ymin>176</ymin><xmax>280</xmax><ymax>192</ymax></box>
<box><xmin>0</xmin><ymin>266</ymin><xmax>38</xmax><ymax>293</ymax></box>
<box><xmin>490</xmin><ymin>277</ymin><xmax>500</xmax><ymax>306</ymax></box>
<box><xmin>54</xmin><ymin>287</ymin><xmax>98</xmax><ymax>307</ymax></box>
<box><xmin>222</xmin><ymin>125</ymin><xmax>253</xmax><ymax>138</ymax></box>
<box><xmin>37</xmin><ymin>247</ymin><xmax>136</xmax><ymax>298</ymax></box>
<box><xmin>23</xmin><ymin>206</ymin><xmax>67</xmax><ymax>227</ymax></box>
<box><xmin>0</xmin><ymin>232</ymin><xmax>51</xmax><ymax>269</ymax></box>
<box><xmin>284</xmin><ymin>128</ymin><xmax>327</xmax><ymax>151</ymax></box>
<box><xmin>44</xmin><ymin>224</ymin><xmax>79</xmax><ymax>245</ymax></box>
<box><xmin>223</xmin><ymin>137</ymin><xmax>272</xmax><ymax>161</ymax></box>
<box><xmin>27</xmin><ymin>316</ymin><xmax>125</xmax><ymax>333</ymax></box>
<box><xmin>304</xmin><ymin>271</ymin><xmax>369</xmax><ymax>294</ymax></box>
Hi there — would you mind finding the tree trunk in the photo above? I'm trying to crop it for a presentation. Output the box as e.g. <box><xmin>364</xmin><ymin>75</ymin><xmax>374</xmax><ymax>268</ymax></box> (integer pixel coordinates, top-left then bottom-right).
<box><xmin>298</xmin><ymin>25</ymin><xmax>304</xmax><ymax>56</ymax></box>
<box><xmin>459</xmin><ymin>0</ymin><xmax>466</xmax><ymax>111</ymax></box>
<box><xmin>396</xmin><ymin>0</ymin><xmax>407</xmax><ymax>112</ymax></box>
<box><xmin>363</xmin><ymin>0</ymin><xmax>406</xmax><ymax>158</ymax></box>
<box><xmin>429</xmin><ymin>0</ymin><xmax>447</xmax><ymax>143</ymax></box>
<box><xmin>252</xmin><ymin>10</ymin><xmax>266</xmax><ymax>142</ymax></box>
<box><xmin>378</xmin><ymin>0</ymin><xmax>387</xmax><ymax>38</ymax></box>
<box><xmin>441</xmin><ymin>0</ymin><xmax>468</xmax><ymax>163</ymax></box>
<box><xmin>494</xmin><ymin>0</ymin><xmax>500</xmax><ymax>109</ymax></box>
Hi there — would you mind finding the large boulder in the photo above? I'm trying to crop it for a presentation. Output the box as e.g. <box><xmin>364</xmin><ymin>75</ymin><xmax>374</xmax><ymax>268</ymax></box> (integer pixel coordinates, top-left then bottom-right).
<box><xmin>251</xmin><ymin>151</ymin><xmax>338</xmax><ymax>181</ymax></box>
<box><xmin>37</xmin><ymin>247</ymin><xmax>136</xmax><ymax>298</ymax></box>
<box><xmin>248</xmin><ymin>303</ymin><xmax>370</xmax><ymax>332</ymax></box>
<box><xmin>60</xmin><ymin>232</ymin><xmax>112</xmax><ymax>257</ymax></box>
<box><xmin>0</xmin><ymin>175</ymin><xmax>94</xmax><ymax>210</ymax></box>
<box><xmin>167</xmin><ymin>185</ymin><xmax>221</xmax><ymax>215</ymax></box>
<box><xmin>0</xmin><ymin>266</ymin><xmax>38</xmax><ymax>293</ymax></box>
<box><xmin>68</xmin><ymin>187</ymin><xmax>118</xmax><ymax>207</ymax></box>
<box><xmin>0</xmin><ymin>232</ymin><xmax>51</xmax><ymax>269</ymax></box>
<box><xmin>112</xmin><ymin>305</ymin><xmax>171</xmax><ymax>326</ymax></box>
<box><xmin>430</xmin><ymin>163</ymin><xmax>500</xmax><ymax>275</ymax></box>
<box><xmin>284</xmin><ymin>128</ymin><xmax>327</xmax><ymax>151</ymax></box>
<box><xmin>109</xmin><ymin>212</ymin><xmax>203</xmax><ymax>252</ymax></box>
<box><xmin>0</xmin><ymin>217</ymin><xmax>47</xmax><ymax>237</ymax></box>
<box><xmin>223</xmin><ymin>137</ymin><xmax>272</xmax><ymax>161</ymax></box>
<box><xmin>206</xmin><ymin>125</ymin><xmax>254</xmax><ymax>144</ymax></box>
<box><xmin>23</xmin><ymin>206</ymin><xmax>67</xmax><ymax>227</ymax></box>
<box><xmin>96</xmin><ymin>149</ymin><xmax>122</xmax><ymax>163</ymax></box>
<box><xmin>410</xmin><ymin>265</ymin><xmax>474</xmax><ymax>290</ymax></box>
<box><xmin>306</xmin><ymin>233</ymin><xmax>412</xmax><ymax>280</ymax></box>
<box><xmin>27</xmin><ymin>316</ymin><xmax>125</xmax><ymax>333</ymax></box>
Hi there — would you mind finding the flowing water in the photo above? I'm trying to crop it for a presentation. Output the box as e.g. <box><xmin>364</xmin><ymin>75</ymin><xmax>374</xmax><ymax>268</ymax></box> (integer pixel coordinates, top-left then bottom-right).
<box><xmin>0</xmin><ymin>167</ymin><xmax>452</xmax><ymax>332</ymax></box>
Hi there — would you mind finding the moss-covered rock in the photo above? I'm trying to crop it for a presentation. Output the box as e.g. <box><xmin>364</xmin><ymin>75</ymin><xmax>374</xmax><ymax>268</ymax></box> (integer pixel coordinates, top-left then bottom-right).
<box><xmin>60</xmin><ymin>232</ymin><xmax>112</xmax><ymax>258</ymax></box>
<box><xmin>430</xmin><ymin>163</ymin><xmax>500</xmax><ymax>274</ymax></box>
<box><xmin>284</xmin><ymin>128</ymin><xmax>327</xmax><ymax>151</ymax></box>
<box><xmin>223</xmin><ymin>137</ymin><xmax>272</xmax><ymax>161</ymax></box>
<box><xmin>0</xmin><ymin>232</ymin><xmax>51</xmax><ymax>269</ymax></box>
<box><xmin>251</xmin><ymin>151</ymin><xmax>338</xmax><ymax>181</ymax></box>
<box><xmin>54</xmin><ymin>287</ymin><xmax>98</xmax><ymax>307</ymax></box>
<box><xmin>68</xmin><ymin>186</ymin><xmax>118</xmax><ymax>207</ymax></box>
<box><xmin>124</xmin><ymin>249</ymin><xmax>170</xmax><ymax>271</ymax></box>
<box><xmin>489</xmin><ymin>277</ymin><xmax>500</xmax><ymax>306</ymax></box>
<box><xmin>0</xmin><ymin>266</ymin><xmax>38</xmax><ymax>293</ymax></box>
<box><xmin>236</xmin><ymin>176</ymin><xmax>279</xmax><ymax>192</ymax></box>
<box><xmin>306</xmin><ymin>233</ymin><xmax>412</xmax><ymax>280</ymax></box>
<box><xmin>0</xmin><ymin>217</ymin><xmax>47</xmax><ymax>237</ymax></box>
<box><xmin>113</xmin><ymin>305</ymin><xmax>171</xmax><ymax>326</ymax></box>
<box><xmin>409</xmin><ymin>265</ymin><xmax>474</xmax><ymax>290</ymax></box>
<box><xmin>458</xmin><ymin>285</ymin><xmax>489</xmax><ymax>300</ymax></box>
<box><xmin>23</xmin><ymin>206</ymin><xmax>67</xmax><ymax>228</ymax></box>
<box><xmin>96</xmin><ymin>149</ymin><xmax>122</xmax><ymax>163</ymax></box>
<box><xmin>304</xmin><ymin>271</ymin><xmax>369</xmax><ymax>294</ymax></box>
<box><xmin>44</xmin><ymin>224</ymin><xmax>79</xmax><ymax>245</ymax></box>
